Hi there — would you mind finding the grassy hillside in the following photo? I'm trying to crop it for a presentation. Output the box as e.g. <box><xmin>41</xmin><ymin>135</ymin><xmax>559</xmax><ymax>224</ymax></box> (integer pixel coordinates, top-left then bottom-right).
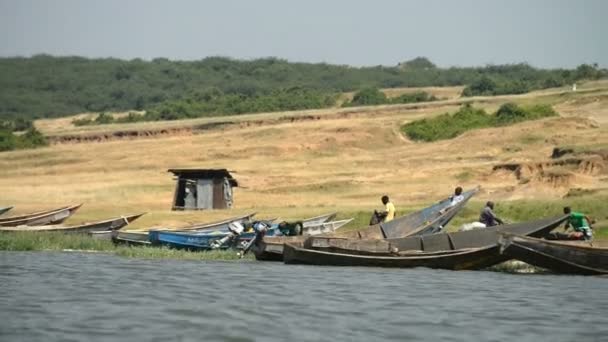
<box><xmin>1</xmin><ymin>81</ymin><xmax>607</xmax><ymax>239</ymax></box>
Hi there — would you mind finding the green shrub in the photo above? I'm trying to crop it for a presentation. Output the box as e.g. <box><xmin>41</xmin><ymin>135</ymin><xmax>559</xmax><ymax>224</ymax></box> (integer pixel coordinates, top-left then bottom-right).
<box><xmin>72</xmin><ymin>118</ymin><xmax>94</xmax><ymax>126</ymax></box>
<box><xmin>17</xmin><ymin>128</ymin><xmax>48</xmax><ymax>148</ymax></box>
<box><xmin>343</xmin><ymin>89</ymin><xmax>437</xmax><ymax>107</ymax></box>
<box><xmin>391</xmin><ymin>91</ymin><xmax>437</xmax><ymax>104</ymax></box>
<box><xmin>402</xmin><ymin>103</ymin><xmax>558</xmax><ymax>142</ymax></box>
<box><xmin>94</xmin><ymin>112</ymin><xmax>114</xmax><ymax>124</ymax></box>
<box><xmin>347</xmin><ymin>87</ymin><xmax>388</xmax><ymax>106</ymax></box>
<box><xmin>0</xmin><ymin>129</ymin><xmax>17</xmax><ymax>151</ymax></box>
<box><xmin>0</xmin><ymin>127</ymin><xmax>47</xmax><ymax>152</ymax></box>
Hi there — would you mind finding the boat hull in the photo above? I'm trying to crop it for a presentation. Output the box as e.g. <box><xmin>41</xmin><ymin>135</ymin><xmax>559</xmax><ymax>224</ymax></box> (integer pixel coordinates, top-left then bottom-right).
<box><xmin>254</xmin><ymin>188</ymin><xmax>479</xmax><ymax>261</ymax></box>
<box><xmin>283</xmin><ymin>243</ymin><xmax>503</xmax><ymax>270</ymax></box>
<box><xmin>0</xmin><ymin>206</ymin><xmax>13</xmax><ymax>216</ymax></box>
<box><xmin>498</xmin><ymin>234</ymin><xmax>608</xmax><ymax>275</ymax></box>
<box><xmin>0</xmin><ymin>213</ymin><xmax>145</xmax><ymax>233</ymax></box>
<box><xmin>282</xmin><ymin>216</ymin><xmax>569</xmax><ymax>270</ymax></box>
<box><xmin>0</xmin><ymin>204</ymin><xmax>83</xmax><ymax>227</ymax></box>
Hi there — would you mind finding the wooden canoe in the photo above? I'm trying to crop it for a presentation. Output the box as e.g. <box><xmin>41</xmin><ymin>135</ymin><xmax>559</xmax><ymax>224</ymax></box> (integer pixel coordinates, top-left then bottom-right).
<box><xmin>0</xmin><ymin>205</ymin><xmax>71</xmax><ymax>223</ymax></box>
<box><xmin>252</xmin><ymin>188</ymin><xmax>479</xmax><ymax>261</ymax></box>
<box><xmin>0</xmin><ymin>206</ymin><xmax>13</xmax><ymax>216</ymax></box>
<box><xmin>0</xmin><ymin>213</ymin><xmax>145</xmax><ymax>233</ymax></box>
<box><xmin>0</xmin><ymin>204</ymin><xmax>83</xmax><ymax>227</ymax></box>
<box><xmin>301</xmin><ymin>218</ymin><xmax>353</xmax><ymax>236</ymax></box>
<box><xmin>498</xmin><ymin>233</ymin><xmax>608</xmax><ymax>275</ymax></box>
<box><xmin>112</xmin><ymin>230</ymin><xmax>151</xmax><ymax>245</ymax></box>
<box><xmin>283</xmin><ymin>215</ymin><xmax>569</xmax><ymax>270</ymax></box>
<box><xmin>174</xmin><ymin>212</ymin><xmax>257</xmax><ymax>231</ymax></box>
<box><xmin>283</xmin><ymin>243</ymin><xmax>503</xmax><ymax>270</ymax></box>
<box><xmin>302</xmin><ymin>212</ymin><xmax>337</xmax><ymax>227</ymax></box>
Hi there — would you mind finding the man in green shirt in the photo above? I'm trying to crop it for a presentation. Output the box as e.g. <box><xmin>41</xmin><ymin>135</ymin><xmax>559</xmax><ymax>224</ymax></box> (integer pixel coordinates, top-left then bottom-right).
<box><xmin>563</xmin><ymin>207</ymin><xmax>593</xmax><ymax>240</ymax></box>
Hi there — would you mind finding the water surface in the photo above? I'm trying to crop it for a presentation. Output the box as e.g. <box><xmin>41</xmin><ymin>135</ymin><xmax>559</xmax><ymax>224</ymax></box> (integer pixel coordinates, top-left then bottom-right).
<box><xmin>0</xmin><ymin>251</ymin><xmax>606</xmax><ymax>342</ymax></box>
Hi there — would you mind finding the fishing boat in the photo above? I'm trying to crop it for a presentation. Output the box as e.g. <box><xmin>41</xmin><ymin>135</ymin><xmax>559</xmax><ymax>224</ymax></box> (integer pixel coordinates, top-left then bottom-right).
<box><xmin>148</xmin><ymin>229</ymin><xmax>261</xmax><ymax>251</ymax></box>
<box><xmin>111</xmin><ymin>230</ymin><xmax>151</xmax><ymax>245</ymax></box>
<box><xmin>176</xmin><ymin>212</ymin><xmax>257</xmax><ymax>231</ymax></box>
<box><xmin>0</xmin><ymin>213</ymin><xmax>145</xmax><ymax>234</ymax></box>
<box><xmin>0</xmin><ymin>205</ymin><xmax>73</xmax><ymax>223</ymax></box>
<box><xmin>0</xmin><ymin>204</ymin><xmax>83</xmax><ymax>227</ymax></box>
<box><xmin>301</xmin><ymin>218</ymin><xmax>352</xmax><ymax>235</ymax></box>
<box><xmin>252</xmin><ymin>188</ymin><xmax>479</xmax><ymax>261</ymax></box>
<box><xmin>498</xmin><ymin>233</ymin><xmax>608</xmax><ymax>275</ymax></box>
<box><xmin>283</xmin><ymin>215</ymin><xmax>569</xmax><ymax>270</ymax></box>
<box><xmin>302</xmin><ymin>212</ymin><xmax>337</xmax><ymax>227</ymax></box>
<box><xmin>0</xmin><ymin>206</ymin><xmax>13</xmax><ymax>216</ymax></box>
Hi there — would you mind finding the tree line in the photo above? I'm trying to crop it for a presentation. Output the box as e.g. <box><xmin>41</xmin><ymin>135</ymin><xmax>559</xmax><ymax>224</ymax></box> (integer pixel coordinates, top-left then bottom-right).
<box><xmin>1</xmin><ymin>55</ymin><xmax>604</xmax><ymax>123</ymax></box>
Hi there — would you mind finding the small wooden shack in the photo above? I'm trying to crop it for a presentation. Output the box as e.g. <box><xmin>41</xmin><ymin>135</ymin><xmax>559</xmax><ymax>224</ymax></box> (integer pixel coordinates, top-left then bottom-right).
<box><xmin>168</xmin><ymin>169</ymin><xmax>238</xmax><ymax>210</ymax></box>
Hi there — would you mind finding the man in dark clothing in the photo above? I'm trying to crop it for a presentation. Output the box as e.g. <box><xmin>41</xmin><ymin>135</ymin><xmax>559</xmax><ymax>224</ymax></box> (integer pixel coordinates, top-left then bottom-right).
<box><xmin>479</xmin><ymin>201</ymin><xmax>504</xmax><ymax>227</ymax></box>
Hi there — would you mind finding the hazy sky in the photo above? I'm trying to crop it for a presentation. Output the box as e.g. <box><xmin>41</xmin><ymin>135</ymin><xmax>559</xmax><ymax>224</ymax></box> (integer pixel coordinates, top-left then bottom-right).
<box><xmin>0</xmin><ymin>0</ymin><xmax>606</xmax><ymax>68</ymax></box>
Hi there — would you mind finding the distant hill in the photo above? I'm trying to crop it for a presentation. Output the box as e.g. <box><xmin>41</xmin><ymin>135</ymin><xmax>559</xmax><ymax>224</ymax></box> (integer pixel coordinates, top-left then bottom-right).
<box><xmin>0</xmin><ymin>55</ymin><xmax>603</xmax><ymax>120</ymax></box>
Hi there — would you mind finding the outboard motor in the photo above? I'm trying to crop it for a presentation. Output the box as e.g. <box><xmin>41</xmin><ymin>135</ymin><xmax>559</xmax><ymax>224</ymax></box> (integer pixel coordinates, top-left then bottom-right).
<box><xmin>236</xmin><ymin>221</ymin><xmax>270</xmax><ymax>258</ymax></box>
<box><xmin>210</xmin><ymin>222</ymin><xmax>245</xmax><ymax>249</ymax></box>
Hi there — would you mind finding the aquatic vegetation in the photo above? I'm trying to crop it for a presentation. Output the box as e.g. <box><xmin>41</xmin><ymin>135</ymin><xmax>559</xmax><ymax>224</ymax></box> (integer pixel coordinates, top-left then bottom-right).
<box><xmin>0</xmin><ymin>232</ymin><xmax>253</xmax><ymax>261</ymax></box>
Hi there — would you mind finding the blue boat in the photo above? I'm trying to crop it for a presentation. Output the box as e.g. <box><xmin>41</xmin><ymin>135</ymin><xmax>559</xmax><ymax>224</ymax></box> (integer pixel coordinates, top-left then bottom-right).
<box><xmin>149</xmin><ymin>223</ymin><xmax>283</xmax><ymax>251</ymax></box>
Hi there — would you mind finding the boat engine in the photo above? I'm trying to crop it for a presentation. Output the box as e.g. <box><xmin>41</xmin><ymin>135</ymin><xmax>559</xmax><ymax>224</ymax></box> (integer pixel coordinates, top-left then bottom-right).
<box><xmin>210</xmin><ymin>222</ymin><xmax>245</xmax><ymax>249</ymax></box>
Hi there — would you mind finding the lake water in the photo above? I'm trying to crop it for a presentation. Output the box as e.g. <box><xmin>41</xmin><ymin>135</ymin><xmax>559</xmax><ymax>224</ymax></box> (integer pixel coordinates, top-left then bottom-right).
<box><xmin>0</xmin><ymin>251</ymin><xmax>606</xmax><ymax>342</ymax></box>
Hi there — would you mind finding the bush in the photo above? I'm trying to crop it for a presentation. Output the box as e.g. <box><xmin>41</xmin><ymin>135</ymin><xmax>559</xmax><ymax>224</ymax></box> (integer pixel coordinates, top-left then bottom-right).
<box><xmin>0</xmin><ymin>127</ymin><xmax>47</xmax><ymax>152</ymax></box>
<box><xmin>0</xmin><ymin>129</ymin><xmax>17</xmax><ymax>151</ymax></box>
<box><xmin>94</xmin><ymin>112</ymin><xmax>114</xmax><ymax>124</ymax></box>
<box><xmin>347</xmin><ymin>87</ymin><xmax>387</xmax><ymax>106</ymax></box>
<box><xmin>495</xmin><ymin>103</ymin><xmax>557</xmax><ymax>125</ymax></box>
<box><xmin>462</xmin><ymin>77</ymin><xmax>498</xmax><ymax>96</ymax></box>
<box><xmin>402</xmin><ymin>104</ymin><xmax>492</xmax><ymax>141</ymax></box>
<box><xmin>391</xmin><ymin>91</ymin><xmax>437</xmax><ymax>104</ymax></box>
<box><xmin>343</xmin><ymin>89</ymin><xmax>437</xmax><ymax>107</ymax></box>
<box><xmin>72</xmin><ymin>118</ymin><xmax>94</xmax><ymax>126</ymax></box>
<box><xmin>401</xmin><ymin>103</ymin><xmax>558</xmax><ymax>142</ymax></box>
<box><xmin>16</xmin><ymin>128</ymin><xmax>48</xmax><ymax>149</ymax></box>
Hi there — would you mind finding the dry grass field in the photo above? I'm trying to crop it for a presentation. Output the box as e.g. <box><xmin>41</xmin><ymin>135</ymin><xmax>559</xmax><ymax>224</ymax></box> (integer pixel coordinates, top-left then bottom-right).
<box><xmin>2</xmin><ymin>81</ymin><xmax>608</xmax><ymax>233</ymax></box>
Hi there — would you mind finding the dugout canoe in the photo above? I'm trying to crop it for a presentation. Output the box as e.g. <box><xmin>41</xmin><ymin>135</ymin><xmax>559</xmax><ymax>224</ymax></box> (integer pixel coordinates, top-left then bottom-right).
<box><xmin>283</xmin><ymin>215</ymin><xmax>569</xmax><ymax>270</ymax></box>
<box><xmin>0</xmin><ymin>213</ymin><xmax>145</xmax><ymax>234</ymax></box>
<box><xmin>498</xmin><ymin>233</ymin><xmax>608</xmax><ymax>275</ymax></box>
<box><xmin>0</xmin><ymin>206</ymin><xmax>13</xmax><ymax>216</ymax></box>
<box><xmin>252</xmin><ymin>188</ymin><xmax>479</xmax><ymax>261</ymax></box>
<box><xmin>0</xmin><ymin>204</ymin><xmax>83</xmax><ymax>227</ymax></box>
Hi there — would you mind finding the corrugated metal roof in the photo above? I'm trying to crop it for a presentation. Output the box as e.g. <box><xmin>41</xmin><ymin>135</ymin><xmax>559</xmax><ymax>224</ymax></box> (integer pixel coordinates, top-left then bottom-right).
<box><xmin>168</xmin><ymin>168</ymin><xmax>238</xmax><ymax>186</ymax></box>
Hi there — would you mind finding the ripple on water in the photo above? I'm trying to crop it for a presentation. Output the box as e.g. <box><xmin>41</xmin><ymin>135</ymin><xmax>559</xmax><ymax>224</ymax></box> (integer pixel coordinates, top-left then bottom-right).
<box><xmin>1</xmin><ymin>251</ymin><xmax>607</xmax><ymax>342</ymax></box>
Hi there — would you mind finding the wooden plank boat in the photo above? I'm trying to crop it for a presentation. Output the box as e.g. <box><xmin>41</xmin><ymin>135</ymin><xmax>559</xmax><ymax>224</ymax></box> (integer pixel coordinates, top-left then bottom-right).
<box><xmin>498</xmin><ymin>233</ymin><xmax>608</xmax><ymax>275</ymax></box>
<box><xmin>301</xmin><ymin>218</ymin><xmax>353</xmax><ymax>235</ymax></box>
<box><xmin>112</xmin><ymin>230</ymin><xmax>151</xmax><ymax>245</ymax></box>
<box><xmin>0</xmin><ymin>206</ymin><xmax>13</xmax><ymax>216</ymax></box>
<box><xmin>252</xmin><ymin>188</ymin><xmax>479</xmax><ymax>261</ymax></box>
<box><xmin>283</xmin><ymin>215</ymin><xmax>569</xmax><ymax>270</ymax></box>
<box><xmin>0</xmin><ymin>204</ymin><xmax>83</xmax><ymax>227</ymax></box>
<box><xmin>0</xmin><ymin>205</ymin><xmax>71</xmax><ymax>223</ymax></box>
<box><xmin>174</xmin><ymin>212</ymin><xmax>257</xmax><ymax>231</ymax></box>
<box><xmin>283</xmin><ymin>244</ymin><xmax>500</xmax><ymax>269</ymax></box>
<box><xmin>0</xmin><ymin>213</ymin><xmax>145</xmax><ymax>233</ymax></box>
<box><xmin>302</xmin><ymin>212</ymin><xmax>337</xmax><ymax>227</ymax></box>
